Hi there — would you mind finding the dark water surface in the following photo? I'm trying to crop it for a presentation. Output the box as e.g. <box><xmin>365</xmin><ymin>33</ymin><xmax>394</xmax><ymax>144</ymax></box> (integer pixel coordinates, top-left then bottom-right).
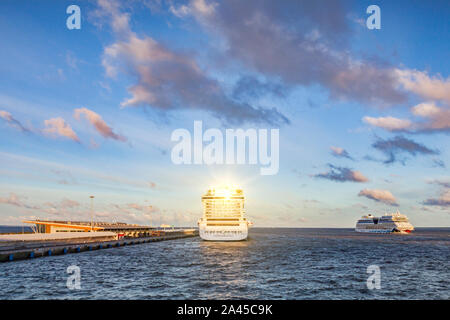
<box><xmin>1</xmin><ymin>228</ymin><xmax>449</xmax><ymax>299</ymax></box>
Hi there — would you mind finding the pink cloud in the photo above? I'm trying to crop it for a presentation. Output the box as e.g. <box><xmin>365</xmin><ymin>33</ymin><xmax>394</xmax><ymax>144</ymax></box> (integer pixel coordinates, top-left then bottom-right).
<box><xmin>363</xmin><ymin>116</ymin><xmax>413</xmax><ymax>131</ymax></box>
<box><xmin>0</xmin><ymin>192</ymin><xmax>24</xmax><ymax>207</ymax></box>
<box><xmin>330</xmin><ymin>146</ymin><xmax>353</xmax><ymax>160</ymax></box>
<box><xmin>396</xmin><ymin>69</ymin><xmax>450</xmax><ymax>104</ymax></box>
<box><xmin>98</xmin><ymin>0</ymin><xmax>288</xmax><ymax>125</ymax></box>
<box><xmin>43</xmin><ymin>117</ymin><xmax>80</xmax><ymax>142</ymax></box>
<box><xmin>411</xmin><ymin>102</ymin><xmax>450</xmax><ymax>132</ymax></box>
<box><xmin>0</xmin><ymin>193</ymin><xmax>40</xmax><ymax>209</ymax></box>
<box><xmin>423</xmin><ymin>189</ymin><xmax>450</xmax><ymax>207</ymax></box>
<box><xmin>74</xmin><ymin>107</ymin><xmax>127</xmax><ymax>142</ymax></box>
<box><xmin>0</xmin><ymin>110</ymin><xmax>30</xmax><ymax>132</ymax></box>
<box><xmin>358</xmin><ymin>189</ymin><xmax>398</xmax><ymax>206</ymax></box>
<box><xmin>314</xmin><ymin>165</ymin><xmax>368</xmax><ymax>183</ymax></box>
<box><xmin>363</xmin><ymin>102</ymin><xmax>450</xmax><ymax>133</ymax></box>
<box><xmin>127</xmin><ymin>203</ymin><xmax>158</xmax><ymax>212</ymax></box>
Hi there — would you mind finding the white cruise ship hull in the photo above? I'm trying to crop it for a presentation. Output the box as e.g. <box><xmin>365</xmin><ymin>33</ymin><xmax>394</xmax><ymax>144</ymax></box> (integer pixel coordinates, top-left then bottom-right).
<box><xmin>355</xmin><ymin>222</ymin><xmax>414</xmax><ymax>234</ymax></box>
<box><xmin>199</xmin><ymin>186</ymin><xmax>250</xmax><ymax>241</ymax></box>
<box><xmin>198</xmin><ymin>221</ymin><xmax>248</xmax><ymax>241</ymax></box>
<box><xmin>355</xmin><ymin>212</ymin><xmax>414</xmax><ymax>234</ymax></box>
<box><xmin>355</xmin><ymin>228</ymin><xmax>395</xmax><ymax>234</ymax></box>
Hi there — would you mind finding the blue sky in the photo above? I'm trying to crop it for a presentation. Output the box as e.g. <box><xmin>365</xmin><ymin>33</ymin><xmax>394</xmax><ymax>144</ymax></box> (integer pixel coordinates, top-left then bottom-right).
<box><xmin>0</xmin><ymin>0</ymin><xmax>449</xmax><ymax>227</ymax></box>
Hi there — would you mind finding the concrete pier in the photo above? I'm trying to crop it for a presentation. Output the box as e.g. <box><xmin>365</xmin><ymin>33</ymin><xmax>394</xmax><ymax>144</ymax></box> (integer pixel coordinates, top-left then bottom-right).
<box><xmin>0</xmin><ymin>229</ymin><xmax>198</xmax><ymax>263</ymax></box>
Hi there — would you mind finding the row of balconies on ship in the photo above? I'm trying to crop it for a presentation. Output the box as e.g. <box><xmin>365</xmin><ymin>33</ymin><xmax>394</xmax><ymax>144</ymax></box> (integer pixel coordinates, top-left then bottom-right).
<box><xmin>201</xmin><ymin>196</ymin><xmax>244</xmax><ymax>200</ymax></box>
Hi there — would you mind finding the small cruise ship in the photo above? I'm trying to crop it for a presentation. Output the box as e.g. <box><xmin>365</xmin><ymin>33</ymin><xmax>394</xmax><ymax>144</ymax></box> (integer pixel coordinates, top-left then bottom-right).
<box><xmin>355</xmin><ymin>211</ymin><xmax>414</xmax><ymax>234</ymax></box>
<box><xmin>198</xmin><ymin>186</ymin><xmax>251</xmax><ymax>241</ymax></box>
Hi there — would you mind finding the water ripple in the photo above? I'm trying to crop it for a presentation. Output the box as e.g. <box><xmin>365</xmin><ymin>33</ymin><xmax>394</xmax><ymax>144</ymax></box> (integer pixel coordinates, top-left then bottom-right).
<box><xmin>0</xmin><ymin>228</ymin><xmax>449</xmax><ymax>299</ymax></box>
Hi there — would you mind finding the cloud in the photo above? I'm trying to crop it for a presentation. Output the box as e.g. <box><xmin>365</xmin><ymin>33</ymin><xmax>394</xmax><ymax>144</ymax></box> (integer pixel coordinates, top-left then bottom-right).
<box><xmin>66</xmin><ymin>51</ymin><xmax>79</xmax><ymax>70</ymax></box>
<box><xmin>60</xmin><ymin>198</ymin><xmax>80</xmax><ymax>209</ymax></box>
<box><xmin>0</xmin><ymin>193</ymin><xmax>25</xmax><ymax>207</ymax></box>
<box><xmin>363</xmin><ymin>102</ymin><xmax>450</xmax><ymax>133</ymax></box>
<box><xmin>423</xmin><ymin>179</ymin><xmax>450</xmax><ymax>207</ymax></box>
<box><xmin>371</xmin><ymin>135</ymin><xmax>439</xmax><ymax>164</ymax></box>
<box><xmin>104</xmin><ymin>202</ymin><xmax>161</xmax><ymax>225</ymax></box>
<box><xmin>296</xmin><ymin>217</ymin><xmax>308</xmax><ymax>223</ymax></box>
<box><xmin>330</xmin><ymin>146</ymin><xmax>353</xmax><ymax>160</ymax></box>
<box><xmin>93</xmin><ymin>0</ymin><xmax>133</xmax><ymax>35</ymax></box>
<box><xmin>43</xmin><ymin>117</ymin><xmax>80</xmax><ymax>142</ymax></box>
<box><xmin>427</xmin><ymin>178</ymin><xmax>450</xmax><ymax>189</ymax></box>
<box><xmin>35</xmin><ymin>198</ymin><xmax>160</xmax><ymax>222</ymax></box>
<box><xmin>98</xmin><ymin>0</ymin><xmax>288</xmax><ymax>125</ymax></box>
<box><xmin>74</xmin><ymin>107</ymin><xmax>127</xmax><ymax>142</ymax></box>
<box><xmin>313</xmin><ymin>164</ymin><xmax>368</xmax><ymax>182</ymax></box>
<box><xmin>358</xmin><ymin>189</ymin><xmax>398</xmax><ymax>206</ymax></box>
<box><xmin>412</xmin><ymin>102</ymin><xmax>441</xmax><ymax>117</ymax></box>
<box><xmin>411</xmin><ymin>102</ymin><xmax>450</xmax><ymax>133</ymax></box>
<box><xmin>0</xmin><ymin>193</ymin><xmax>40</xmax><ymax>209</ymax></box>
<box><xmin>432</xmin><ymin>159</ymin><xmax>446</xmax><ymax>168</ymax></box>
<box><xmin>363</xmin><ymin>116</ymin><xmax>413</xmax><ymax>131</ymax></box>
<box><xmin>51</xmin><ymin>169</ymin><xmax>78</xmax><ymax>185</ymax></box>
<box><xmin>232</xmin><ymin>76</ymin><xmax>288</xmax><ymax>100</ymax></box>
<box><xmin>170</xmin><ymin>0</ymin><xmax>217</xmax><ymax>19</ymax></box>
<box><xmin>423</xmin><ymin>189</ymin><xmax>450</xmax><ymax>207</ymax></box>
<box><xmin>171</xmin><ymin>0</ymin><xmax>407</xmax><ymax>106</ymax></box>
<box><xmin>396</xmin><ymin>69</ymin><xmax>450</xmax><ymax>104</ymax></box>
<box><xmin>43</xmin><ymin>198</ymin><xmax>80</xmax><ymax>216</ymax></box>
<box><xmin>0</xmin><ymin>110</ymin><xmax>30</xmax><ymax>132</ymax></box>
<box><xmin>127</xmin><ymin>203</ymin><xmax>158</xmax><ymax>212</ymax></box>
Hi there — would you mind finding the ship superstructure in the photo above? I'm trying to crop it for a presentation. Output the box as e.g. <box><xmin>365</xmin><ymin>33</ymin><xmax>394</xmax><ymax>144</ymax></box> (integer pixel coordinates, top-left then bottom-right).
<box><xmin>355</xmin><ymin>211</ymin><xmax>414</xmax><ymax>234</ymax></box>
<box><xmin>198</xmin><ymin>186</ymin><xmax>251</xmax><ymax>241</ymax></box>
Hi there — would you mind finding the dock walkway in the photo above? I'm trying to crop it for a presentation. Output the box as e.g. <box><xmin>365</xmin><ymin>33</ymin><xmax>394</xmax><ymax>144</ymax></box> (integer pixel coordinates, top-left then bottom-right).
<box><xmin>0</xmin><ymin>229</ymin><xmax>198</xmax><ymax>262</ymax></box>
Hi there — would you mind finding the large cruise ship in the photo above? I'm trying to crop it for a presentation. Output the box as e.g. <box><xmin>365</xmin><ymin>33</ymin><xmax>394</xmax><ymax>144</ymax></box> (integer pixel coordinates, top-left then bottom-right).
<box><xmin>355</xmin><ymin>211</ymin><xmax>414</xmax><ymax>234</ymax></box>
<box><xmin>198</xmin><ymin>186</ymin><xmax>251</xmax><ymax>241</ymax></box>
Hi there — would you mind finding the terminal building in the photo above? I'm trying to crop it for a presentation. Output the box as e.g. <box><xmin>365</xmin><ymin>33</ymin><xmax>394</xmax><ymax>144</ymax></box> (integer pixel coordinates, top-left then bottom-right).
<box><xmin>23</xmin><ymin>220</ymin><xmax>163</xmax><ymax>238</ymax></box>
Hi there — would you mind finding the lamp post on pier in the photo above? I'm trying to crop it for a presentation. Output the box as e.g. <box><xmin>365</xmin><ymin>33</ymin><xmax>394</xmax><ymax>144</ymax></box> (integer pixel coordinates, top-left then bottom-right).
<box><xmin>90</xmin><ymin>195</ymin><xmax>95</xmax><ymax>232</ymax></box>
<box><xmin>149</xmin><ymin>206</ymin><xmax>153</xmax><ymax>228</ymax></box>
